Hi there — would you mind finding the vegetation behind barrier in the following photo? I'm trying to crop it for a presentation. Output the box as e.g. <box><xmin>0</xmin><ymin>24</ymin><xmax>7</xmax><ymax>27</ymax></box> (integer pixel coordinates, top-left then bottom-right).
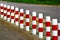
<box><xmin>4</xmin><ymin>0</ymin><xmax>60</xmax><ymax>5</ymax></box>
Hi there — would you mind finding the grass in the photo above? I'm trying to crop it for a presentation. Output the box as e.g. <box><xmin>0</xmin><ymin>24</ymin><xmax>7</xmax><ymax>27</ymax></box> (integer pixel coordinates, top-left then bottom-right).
<box><xmin>4</xmin><ymin>0</ymin><xmax>60</xmax><ymax>5</ymax></box>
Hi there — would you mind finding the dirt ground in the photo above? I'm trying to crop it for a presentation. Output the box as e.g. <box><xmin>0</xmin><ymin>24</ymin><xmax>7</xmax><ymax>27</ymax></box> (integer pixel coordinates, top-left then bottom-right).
<box><xmin>0</xmin><ymin>18</ymin><xmax>40</xmax><ymax>40</ymax></box>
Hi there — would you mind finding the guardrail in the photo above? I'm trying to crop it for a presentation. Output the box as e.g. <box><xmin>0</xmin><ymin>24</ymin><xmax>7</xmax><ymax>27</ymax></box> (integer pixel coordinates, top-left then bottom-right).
<box><xmin>0</xmin><ymin>3</ymin><xmax>60</xmax><ymax>40</ymax></box>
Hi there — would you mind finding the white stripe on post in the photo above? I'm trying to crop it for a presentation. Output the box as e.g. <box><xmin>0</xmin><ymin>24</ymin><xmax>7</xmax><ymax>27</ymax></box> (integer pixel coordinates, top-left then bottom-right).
<box><xmin>19</xmin><ymin>9</ymin><xmax>24</xmax><ymax>29</ymax></box>
<box><xmin>38</xmin><ymin>13</ymin><xmax>43</xmax><ymax>38</ymax></box>
<box><xmin>58</xmin><ymin>23</ymin><xmax>60</xmax><ymax>40</ymax></box>
<box><xmin>7</xmin><ymin>5</ymin><xmax>10</xmax><ymax>22</ymax></box>
<box><xmin>11</xmin><ymin>6</ymin><xmax>15</xmax><ymax>23</ymax></box>
<box><xmin>3</xmin><ymin>4</ymin><xmax>7</xmax><ymax>20</ymax></box>
<box><xmin>0</xmin><ymin>3</ymin><xmax>1</xmax><ymax>17</ymax></box>
<box><xmin>32</xmin><ymin>12</ymin><xmax>36</xmax><ymax>34</ymax></box>
<box><xmin>25</xmin><ymin>10</ymin><xmax>30</xmax><ymax>31</ymax></box>
<box><xmin>52</xmin><ymin>19</ymin><xmax>58</xmax><ymax>40</ymax></box>
<box><xmin>0</xmin><ymin>3</ymin><xmax>4</xmax><ymax>18</ymax></box>
<box><xmin>15</xmin><ymin>7</ymin><xmax>19</xmax><ymax>26</ymax></box>
<box><xmin>46</xmin><ymin>16</ymin><xmax>51</xmax><ymax>40</ymax></box>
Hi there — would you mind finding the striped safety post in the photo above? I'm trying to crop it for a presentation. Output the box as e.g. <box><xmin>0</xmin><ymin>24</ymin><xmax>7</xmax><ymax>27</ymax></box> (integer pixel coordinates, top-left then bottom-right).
<box><xmin>38</xmin><ymin>13</ymin><xmax>43</xmax><ymax>38</ymax></box>
<box><xmin>11</xmin><ymin>6</ymin><xmax>15</xmax><ymax>23</ymax></box>
<box><xmin>3</xmin><ymin>4</ymin><xmax>7</xmax><ymax>20</ymax></box>
<box><xmin>0</xmin><ymin>3</ymin><xmax>4</xmax><ymax>18</ymax></box>
<box><xmin>0</xmin><ymin>3</ymin><xmax>1</xmax><ymax>17</ymax></box>
<box><xmin>0</xmin><ymin>4</ymin><xmax>1</xmax><ymax>17</ymax></box>
<box><xmin>52</xmin><ymin>19</ymin><xmax>58</xmax><ymax>40</ymax></box>
<box><xmin>25</xmin><ymin>10</ymin><xmax>30</xmax><ymax>31</ymax></box>
<box><xmin>46</xmin><ymin>16</ymin><xmax>51</xmax><ymax>40</ymax></box>
<box><xmin>19</xmin><ymin>9</ymin><xmax>24</xmax><ymax>29</ymax></box>
<box><xmin>7</xmin><ymin>5</ymin><xmax>11</xmax><ymax>22</ymax></box>
<box><xmin>32</xmin><ymin>12</ymin><xmax>36</xmax><ymax>34</ymax></box>
<box><xmin>58</xmin><ymin>23</ymin><xmax>60</xmax><ymax>40</ymax></box>
<box><xmin>15</xmin><ymin>7</ymin><xmax>19</xmax><ymax>26</ymax></box>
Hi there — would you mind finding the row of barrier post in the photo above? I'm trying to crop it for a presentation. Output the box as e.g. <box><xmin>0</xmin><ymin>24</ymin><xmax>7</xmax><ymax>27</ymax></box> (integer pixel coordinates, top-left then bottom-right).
<box><xmin>0</xmin><ymin>3</ymin><xmax>60</xmax><ymax>40</ymax></box>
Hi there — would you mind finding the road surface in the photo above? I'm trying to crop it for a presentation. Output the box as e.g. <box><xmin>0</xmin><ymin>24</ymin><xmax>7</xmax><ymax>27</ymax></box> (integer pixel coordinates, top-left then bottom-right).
<box><xmin>0</xmin><ymin>1</ymin><xmax>60</xmax><ymax>22</ymax></box>
<box><xmin>0</xmin><ymin>1</ymin><xmax>60</xmax><ymax>21</ymax></box>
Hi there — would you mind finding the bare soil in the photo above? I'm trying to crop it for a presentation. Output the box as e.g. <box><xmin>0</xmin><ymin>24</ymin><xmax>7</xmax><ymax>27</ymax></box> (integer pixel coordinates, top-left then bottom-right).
<box><xmin>0</xmin><ymin>18</ymin><xmax>40</xmax><ymax>40</ymax></box>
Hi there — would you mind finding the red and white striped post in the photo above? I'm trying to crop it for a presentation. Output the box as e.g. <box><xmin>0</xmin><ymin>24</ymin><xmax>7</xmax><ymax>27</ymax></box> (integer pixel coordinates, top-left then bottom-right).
<box><xmin>19</xmin><ymin>9</ymin><xmax>24</xmax><ymax>29</ymax></box>
<box><xmin>25</xmin><ymin>10</ymin><xmax>30</xmax><ymax>31</ymax></box>
<box><xmin>52</xmin><ymin>19</ymin><xmax>58</xmax><ymax>40</ymax></box>
<box><xmin>0</xmin><ymin>3</ymin><xmax>4</xmax><ymax>18</ymax></box>
<box><xmin>32</xmin><ymin>12</ymin><xmax>36</xmax><ymax>34</ymax></box>
<box><xmin>3</xmin><ymin>4</ymin><xmax>7</xmax><ymax>20</ymax></box>
<box><xmin>46</xmin><ymin>16</ymin><xmax>51</xmax><ymax>40</ymax></box>
<box><xmin>7</xmin><ymin>5</ymin><xmax>10</xmax><ymax>22</ymax></box>
<box><xmin>11</xmin><ymin>6</ymin><xmax>15</xmax><ymax>23</ymax></box>
<box><xmin>15</xmin><ymin>7</ymin><xmax>19</xmax><ymax>26</ymax></box>
<box><xmin>0</xmin><ymin>4</ymin><xmax>1</xmax><ymax>17</ymax></box>
<box><xmin>58</xmin><ymin>23</ymin><xmax>60</xmax><ymax>40</ymax></box>
<box><xmin>0</xmin><ymin>3</ymin><xmax>1</xmax><ymax>17</ymax></box>
<box><xmin>38</xmin><ymin>13</ymin><xmax>43</xmax><ymax>38</ymax></box>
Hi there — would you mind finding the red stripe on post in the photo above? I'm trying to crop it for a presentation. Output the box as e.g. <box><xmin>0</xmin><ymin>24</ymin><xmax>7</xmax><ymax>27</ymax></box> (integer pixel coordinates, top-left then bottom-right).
<box><xmin>26</xmin><ymin>15</ymin><xmax>30</xmax><ymax>18</ymax></box>
<box><xmin>7</xmin><ymin>9</ymin><xmax>10</xmax><ymax>12</ymax></box>
<box><xmin>4</xmin><ymin>14</ymin><xmax>7</xmax><ymax>16</ymax></box>
<box><xmin>46</xmin><ymin>22</ymin><xmax>50</xmax><ymax>26</ymax></box>
<box><xmin>0</xmin><ymin>6</ymin><xmax>1</xmax><ymax>9</ymax></box>
<box><xmin>11</xmin><ymin>10</ymin><xmax>14</xmax><ymax>12</ymax></box>
<box><xmin>7</xmin><ymin>15</ymin><xmax>10</xmax><ymax>18</ymax></box>
<box><xmin>26</xmin><ymin>22</ymin><xmax>30</xmax><ymax>26</ymax></box>
<box><xmin>11</xmin><ymin>16</ymin><xmax>14</xmax><ymax>19</ymax></box>
<box><xmin>32</xmin><ymin>16</ymin><xmax>36</xmax><ymax>20</ymax></box>
<box><xmin>1</xmin><ymin>7</ymin><xmax>3</xmax><ymax>9</ymax></box>
<box><xmin>32</xmin><ymin>25</ymin><xmax>36</xmax><ymax>29</ymax></box>
<box><xmin>4</xmin><ymin>8</ymin><xmax>7</xmax><ymax>10</ymax></box>
<box><xmin>58</xmin><ymin>30</ymin><xmax>60</xmax><ymax>36</ymax></box>
<box><xmin>15</xmin><ymin>11</ymin><xmax>19</xmax><ymax>14</ymax></box>
<box><xmin>1</xmin><ymin>12</ymin><xmax>3</xmax><ymax>14</ymax></box>
<box><xmin>15</xmin><ymin>18</ymin><xmax>19</xmax><ymax>21</ymax></box>
<box><xmin>39</xmin><ymin>28</ymin><xmax>43</xmax><ymax>32</ymax></box>
<box><xmin>20</xmin><ymin>20</ymin><xmax>24</xmax><ymax>23</ymax></box>
<box><xmin>46</xmin><ymin>32</ymin><xmax>50</xmax><ymax>36</ymax></box>
<box><xmin>52</xmin><ymin>36</ymin><xmax>58</xmax><ymax>40</ymax></box>
<box><xmin>39</xmin><ymin>19</ymin><xmax>43</xmax><ymax>23</ymax></box>
<box><xmin>52</xmin><ymin>25</ymin><xmax>58</xmax><ymax>30</ymax></box>
<box><xmin>20</xmin><ymin>13</ymin><xmax>24</xmax><ymax>16</ymax></box>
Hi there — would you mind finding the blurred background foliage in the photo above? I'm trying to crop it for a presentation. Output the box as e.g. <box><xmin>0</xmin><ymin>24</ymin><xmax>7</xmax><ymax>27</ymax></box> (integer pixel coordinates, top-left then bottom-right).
<box><xmin>4</xmin><ymin>0</ymin><xmax>60</xmax><ymax>5</ymax></box>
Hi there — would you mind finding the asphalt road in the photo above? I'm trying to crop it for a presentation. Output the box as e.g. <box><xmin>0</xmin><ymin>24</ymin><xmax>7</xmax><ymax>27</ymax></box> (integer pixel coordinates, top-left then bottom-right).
<box><xmin>0</xmin><ymin>1</ymin><xmax>60</xmax><ymax>22</ymax></box>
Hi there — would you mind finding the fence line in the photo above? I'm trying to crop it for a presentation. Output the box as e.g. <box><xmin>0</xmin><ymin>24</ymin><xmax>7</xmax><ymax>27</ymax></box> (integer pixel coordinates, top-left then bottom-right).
<box><xmin>0</xmin><ymin>3</ymin><xmax>60</xmax><ymax>40</ymax></box>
